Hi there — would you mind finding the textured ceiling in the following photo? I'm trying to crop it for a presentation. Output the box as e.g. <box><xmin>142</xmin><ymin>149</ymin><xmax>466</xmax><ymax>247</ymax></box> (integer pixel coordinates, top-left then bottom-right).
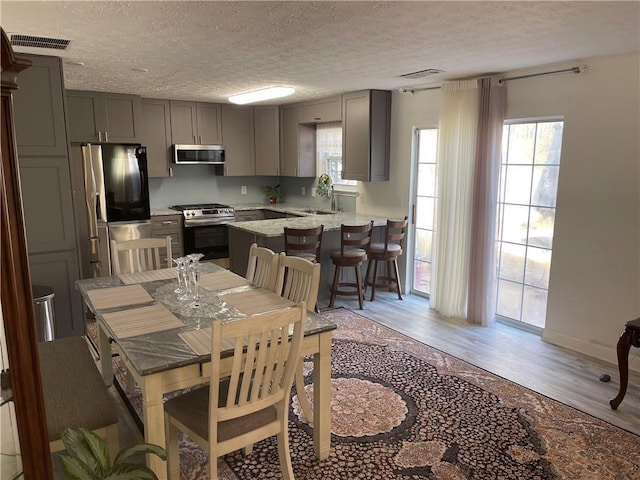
<box><xmin>1</xmin><ymin>1</ymin><xmax>639</xmax><ymax>104</ymax></box>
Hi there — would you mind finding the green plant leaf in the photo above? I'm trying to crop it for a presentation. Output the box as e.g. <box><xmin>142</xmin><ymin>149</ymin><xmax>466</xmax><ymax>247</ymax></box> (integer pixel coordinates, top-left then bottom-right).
<box><xmin>82</xmin><ymin>428</ymin><xmax>111</xmax><ymax>475</ymax></box>
<box><xmin>104</xmin><ymin>462</ymin><xmax>160</xmax><ymax>480</ymax></box>
<box><xmin>60</xmin><ymin>428</ymin><xmax>103</xmax><ymax>476</ymax></box>
<box><xmin>113</xmin><ymin>443</ymin><xmax>166</xmax><ymax>465</ymax></box>
<box><xmin>57</xmin><ymin>452</ymin><xmax>97</xmax><ymax>480</ymax></box>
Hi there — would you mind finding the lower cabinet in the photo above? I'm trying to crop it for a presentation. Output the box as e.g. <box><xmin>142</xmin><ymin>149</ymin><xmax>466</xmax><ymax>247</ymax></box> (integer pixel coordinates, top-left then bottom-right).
<box><xmin>151</xmin><ymin>215</ymin><xmax>183</xmax><ymax>264</ymax></box>
<box><xmin>234</xmin><ymin>210</ymin><xmax>265</xmax><ymax>222</ymax></box>
<box><xmin>29</xmin><ymin>251</ymin><xmax>84</xmax><ymax>338</ymax></box>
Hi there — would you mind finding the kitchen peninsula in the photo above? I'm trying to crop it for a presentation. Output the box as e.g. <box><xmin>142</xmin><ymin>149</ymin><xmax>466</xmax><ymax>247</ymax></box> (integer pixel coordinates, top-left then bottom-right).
<box><xmin>228</xmin><ymin>208</ymin><xmax>390</xmax><ymax>305</ymax></box>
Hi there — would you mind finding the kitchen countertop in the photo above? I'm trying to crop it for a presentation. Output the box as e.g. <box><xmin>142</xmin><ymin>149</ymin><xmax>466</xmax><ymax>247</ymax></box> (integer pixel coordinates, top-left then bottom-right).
<box><xmin>151</xmin><ymin>208</ymin><xmax>180</xmax><ymax>216</ymax></box>
<box><xmin>228</xmin><ymin>211</ymin><xmax>389</xmax><ymax>238</ymax></box>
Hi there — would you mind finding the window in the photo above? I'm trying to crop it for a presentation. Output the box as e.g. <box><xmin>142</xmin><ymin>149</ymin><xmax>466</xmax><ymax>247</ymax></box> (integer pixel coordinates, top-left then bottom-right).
<box><xmin>496</xmin><ymin>120</ymin><xmax>563</xmax><ymax>328</ymax></box>
<box><xmin>316</xmin><ymin>122</ymin><xmax>356</xmax><ymax>187</ymax></box>
<box><xmin>412</xmin><ymin>128</ymin><xmax>438</xmax><ymax>296</ymax></box>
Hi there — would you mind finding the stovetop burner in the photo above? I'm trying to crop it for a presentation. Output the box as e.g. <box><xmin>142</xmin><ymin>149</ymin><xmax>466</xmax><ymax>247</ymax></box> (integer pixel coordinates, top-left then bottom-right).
<box><xmin>170</xmin><ymin>203</ymin><xmax>235</xmax><ymax>226</ymax></box>
<box><xmin>170</xmin><ymin>203</ymin><xmax>230</xmax><ymax>210</ymax></box>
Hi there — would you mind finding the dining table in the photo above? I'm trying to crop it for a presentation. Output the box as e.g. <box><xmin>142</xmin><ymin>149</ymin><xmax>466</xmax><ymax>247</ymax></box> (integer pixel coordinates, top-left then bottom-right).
<box><xmin>75</xmin><ymin>262</ymin><xmax>336</xmax><ymax>480</ymax></box>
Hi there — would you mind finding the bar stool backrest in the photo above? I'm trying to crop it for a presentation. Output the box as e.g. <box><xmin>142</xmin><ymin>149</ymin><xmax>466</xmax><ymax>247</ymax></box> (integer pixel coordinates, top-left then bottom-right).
<box><xmin>340</xmin><ymin>221</ymin><xmax>374</xmax><ymax>255</ymax></box>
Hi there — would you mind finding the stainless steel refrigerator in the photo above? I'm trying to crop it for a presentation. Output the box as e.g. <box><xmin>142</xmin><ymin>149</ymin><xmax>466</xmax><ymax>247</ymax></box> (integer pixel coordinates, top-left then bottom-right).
<box><xmin>76</xmin><ymin>144</ymin><xmax>151</xmax><ymax>277</ymax></box>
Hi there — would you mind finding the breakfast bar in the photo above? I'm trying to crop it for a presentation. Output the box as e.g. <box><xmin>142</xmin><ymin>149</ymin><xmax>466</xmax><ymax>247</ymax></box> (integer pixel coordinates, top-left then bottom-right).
<box><xmin>228</xmin><ymin>212</ymin><xmax>390</xmax><ymax>304</ymax></box>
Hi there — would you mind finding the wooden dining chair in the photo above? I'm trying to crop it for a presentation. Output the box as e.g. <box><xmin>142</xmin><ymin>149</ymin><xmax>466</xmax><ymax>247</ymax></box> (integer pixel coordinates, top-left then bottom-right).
<box><xmin>110</xmin><ymin>236</ymin><xmax>172</xmax><ymax>274</ymax></box>
<box><xmin>284</xmin><ymin>225</ymin><xmax>324</xmax><ymax>263</ymax></box>
<box><xmin>245</xmin><ymin>242</ymin><xmax>279</xmax><ymax>291</ymax></box>
<box><xmin>164</xmin><ymin>304</ymin><xmax>306</xmax><ymax>480</ymax></box>
<box><xmin>365</xmin><ymin>216</ymin><xmax>408</xmax><ymax>301</ymax></box>
<box><xmin>38</xmin><ymin>336</ymin><xmax>119</xmax><ymax>458</ymax></box>
<box><xmin>328</xmin><ymin>221</ymin><xmax>374</xmax><ymax>310</ymax></box>
<box><xmin>273</xmin><ymin>253</ymin><xmax>321</xmax><ymax>426</ymax></box>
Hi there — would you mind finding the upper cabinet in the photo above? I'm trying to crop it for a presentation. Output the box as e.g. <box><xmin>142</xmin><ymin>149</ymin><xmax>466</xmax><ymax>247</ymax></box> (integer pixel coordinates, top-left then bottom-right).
<box><xmin>221</xmin><ymin>104</ymin><xmax>255</xmax><ymax>176</ymax></box>
<box><xmin>299</xmin><ymin>95</ymin><xmax>342</xmax><ymax>124</ymax></box>
<box><xmin>141</xmin><ymin>98</ymin><xmax>172</xmax><ymax>178</ymax></box>
<box><xmin>254</xmin><ymin>105</ymin><xmax>280</xmax><ymax>176</ymax></box>
<box><xmin>169</xmin><ymin>101</ymin><xmax>222</xmax><ymax>145</ymax></box>
<box><xmin>13</xmin><ymin>55</ymin><xmax>67</xmax><ymax>156</ymax></box>
<box><xmin>66</xmin><ymin>90</ymin><xmax>142</xmax><ymax>143</ymax></box>
<box><xmin>342</xmin><ymin>89</ymin><xmax>391</xmax><ymax>182</ymax></box>
<box><xmin>280</xmin><ymin>104</ymin><xmax>315</xmax><ymax>177</ymax></box>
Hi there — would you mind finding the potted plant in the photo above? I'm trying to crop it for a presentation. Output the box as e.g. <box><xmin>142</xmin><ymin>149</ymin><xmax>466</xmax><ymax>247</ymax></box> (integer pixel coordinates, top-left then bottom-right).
<box><xmin>264</xmin><ymin>184</ymin><xmax>284</xmax><ymax>205</ymax></box>
<box><xmin>57</xmin><ymin>427</ymin><xmax>166</xmax><ymax>480</ymax></box>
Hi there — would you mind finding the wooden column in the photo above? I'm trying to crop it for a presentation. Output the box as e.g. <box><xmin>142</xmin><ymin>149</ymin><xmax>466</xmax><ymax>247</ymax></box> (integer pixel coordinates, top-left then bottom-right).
<box><xmin>1</xmin><ymin>28</ymin><xmax>53</xmax><ymax>478</ymax></box>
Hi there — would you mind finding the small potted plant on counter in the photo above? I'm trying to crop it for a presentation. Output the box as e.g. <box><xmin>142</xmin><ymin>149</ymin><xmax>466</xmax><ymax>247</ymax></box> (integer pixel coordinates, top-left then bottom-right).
<box><xmin>264</xmin><ymin>184</ymin><xmax>284</xmax><ymax>205</ymax></box>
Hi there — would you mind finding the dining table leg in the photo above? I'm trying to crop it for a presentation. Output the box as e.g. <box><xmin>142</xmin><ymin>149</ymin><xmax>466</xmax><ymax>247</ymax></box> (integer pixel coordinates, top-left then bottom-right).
<box><xmin>97</xmin><ymin>324</ymin><xmax>113</xmax><ymax>386</ymax></box>
<box><xmin>140</xmin><ymin>373</ymin><xmax>168</xmax><ymax>480</ymax></box>
<box><xmin>313</xmin><ymin>331</ymin><xmax>332</xmax><ymax>460</ymax></box>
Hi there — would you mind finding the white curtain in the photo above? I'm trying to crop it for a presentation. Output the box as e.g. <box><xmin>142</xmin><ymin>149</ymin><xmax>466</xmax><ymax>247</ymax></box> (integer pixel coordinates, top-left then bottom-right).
<box><xmin>430</xmin><ymin>80</ymin><xmax>479</xmax><ymax>318</ymax></box>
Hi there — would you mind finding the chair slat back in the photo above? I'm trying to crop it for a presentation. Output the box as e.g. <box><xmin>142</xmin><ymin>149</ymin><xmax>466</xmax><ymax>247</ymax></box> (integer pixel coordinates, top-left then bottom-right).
<box><xmin>284</xmin><ymin>225</ymin><xmax>324</xmax><ymax>261</ymax></box>
<box><xmin>340</xmin><ymin>221</ymin><xmax>374</xmax><ymax>255</ymax></box>
<box><xmin>110</xmin><ymin>236</ymin><xmax>172</xmax><ymax>274</ymax></box>
<box><xmin>209</xmin><ymin>304</ymin><xmax>305</xmax><ymax>425</ymax></box>
<box><xmin>274</xmin><ymin>254</ymin><xmax>321</xmax><ymax>312</ymax></box>
<box><xmin>245</xmin><ymin>243</ymin><xmax>279</xmax><ymax>291</ymax></box>
<box><xmin>384</xmin><ymin>217</ymin><xmax>408</xmax><ymax>250</ymax></box>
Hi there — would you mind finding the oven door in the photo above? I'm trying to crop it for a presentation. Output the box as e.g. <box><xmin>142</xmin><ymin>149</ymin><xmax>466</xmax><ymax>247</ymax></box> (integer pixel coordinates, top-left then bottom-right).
<box><xmin>183</xmin><ymin>223</ymin><xmax>229</xmax><ymax>261</ymax></box>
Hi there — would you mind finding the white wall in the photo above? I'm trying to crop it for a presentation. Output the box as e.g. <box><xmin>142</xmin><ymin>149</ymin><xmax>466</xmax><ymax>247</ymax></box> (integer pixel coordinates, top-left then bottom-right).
<box><xmin>367</xmin><ymin>52</ymin><xmax>640</xmax><ymax>368</ymax></box>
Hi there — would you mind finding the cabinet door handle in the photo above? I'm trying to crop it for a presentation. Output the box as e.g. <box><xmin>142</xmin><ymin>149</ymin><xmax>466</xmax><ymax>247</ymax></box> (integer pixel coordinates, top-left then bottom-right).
<box><xmin>194</xmin><ymin>135</ymin><xmax>197</xmax><ymax>144</ymax></box>
<box><xmin>104</xmin><ymin>131</ymin><xmax>108</xmax><ymax>142</ymax></box>
<box><xmin>98</xmin><ymin>131</ymin><xmax>102</xmax><ymax>142</ymax></box>
<box><xmin>314</xmin><ymin>117</ymin><xmax>321</xmax><ymax>121</ymax></box>
<box><xmin>162</xmin><ymin>221</ymin><xmax>173</xmax><ymax>225</ymax></box>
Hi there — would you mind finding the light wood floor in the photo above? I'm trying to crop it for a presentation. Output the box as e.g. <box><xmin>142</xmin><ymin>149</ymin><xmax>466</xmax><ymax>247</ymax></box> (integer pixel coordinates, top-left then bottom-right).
<box><xmin>70</xmin><ymin>290</ymin><xmax>638</xmax><ymax>476</ymax></box>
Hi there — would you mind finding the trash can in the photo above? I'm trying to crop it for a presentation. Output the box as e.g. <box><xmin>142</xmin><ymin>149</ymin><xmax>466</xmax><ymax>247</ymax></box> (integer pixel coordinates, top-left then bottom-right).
<box><xmin>32</xmin><ymin>285</ymin><xmax>55</xmax><ymax>342</ymax></box>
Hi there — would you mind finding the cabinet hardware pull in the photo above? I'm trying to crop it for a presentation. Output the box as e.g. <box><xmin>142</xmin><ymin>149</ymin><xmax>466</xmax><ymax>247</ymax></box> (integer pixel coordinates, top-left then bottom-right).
<box><xmin>194</xmin><ymin>135</ymin><xmax>197</xmax><ymax>144</ymax></box>
<box><xmin>104</xmin><ymin>131</ymin><xmax>108</xmax><ymax>142</ymax></box>
<box><xmin>162</xmin><ymin>221</ymin><xmax>172</xmax><ymax>225</ymax></box>
<box><xmin>98</xmin><ymin>131</ymin><xmax>102</xmax><ymax>142</ymax></box>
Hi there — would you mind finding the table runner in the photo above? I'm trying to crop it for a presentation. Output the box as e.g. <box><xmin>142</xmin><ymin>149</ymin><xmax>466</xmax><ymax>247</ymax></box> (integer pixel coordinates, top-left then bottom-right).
<box><xmin>102</xmin><ymin>304</ymin><xmax>184</xmax><ymax>339</ymax></box>
<box><xmin>117</xmin><ymin>268</ymin><xmax>178</xmax><ymax>285</ymax></box>
<box><xmin>86</xmin><ymin>284</ymin><xmax>153</xmax><ymax>310</ymax></box>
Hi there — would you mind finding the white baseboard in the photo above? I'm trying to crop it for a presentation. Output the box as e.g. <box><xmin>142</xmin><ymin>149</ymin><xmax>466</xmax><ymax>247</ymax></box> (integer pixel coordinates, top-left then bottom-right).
<box><xmin>542</xmin><ymin>328</ymin><xmax>640</xmax><ymax>374</ymax></box>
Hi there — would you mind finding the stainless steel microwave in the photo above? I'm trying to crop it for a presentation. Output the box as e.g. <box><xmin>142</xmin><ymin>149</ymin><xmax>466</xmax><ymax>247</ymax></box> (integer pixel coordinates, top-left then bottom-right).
<box><xmin>172</xmin><ymin>144</ymin><xmax>225</xmax><ymax>164</ymax></box>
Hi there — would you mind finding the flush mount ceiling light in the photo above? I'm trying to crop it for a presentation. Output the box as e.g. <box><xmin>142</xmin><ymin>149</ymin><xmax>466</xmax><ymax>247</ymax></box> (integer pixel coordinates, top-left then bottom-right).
<box><xmin>228</xmin><ymin>86</ymin><xmax>295</xmax><ymax>105</ymax></box>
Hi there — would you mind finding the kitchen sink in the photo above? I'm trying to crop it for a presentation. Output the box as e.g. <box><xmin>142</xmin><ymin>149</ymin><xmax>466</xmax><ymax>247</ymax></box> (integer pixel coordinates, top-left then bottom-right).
<box><xmin>298</xmin><ymin>208</ymin><xmax>333</xmax><ymax>215</ymax></box>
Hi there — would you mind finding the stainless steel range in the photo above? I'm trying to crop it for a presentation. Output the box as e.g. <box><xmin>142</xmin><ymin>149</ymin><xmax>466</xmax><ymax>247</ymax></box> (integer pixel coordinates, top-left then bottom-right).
<box><xmin>170</xmin><ymin>203</ymin><xmax>235</xmax><ymax>260</ymax></box>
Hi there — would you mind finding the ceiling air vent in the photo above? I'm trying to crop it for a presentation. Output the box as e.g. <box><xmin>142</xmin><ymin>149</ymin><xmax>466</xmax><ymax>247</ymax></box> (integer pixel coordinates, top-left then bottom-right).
<box><xmin>10</xmin><ymin>34</ymin><xmax>71</xmax><ymax>50</ymax></box>
<box><xmin>401</xmin><ymin>68</ymin><xmax>444</xmax><ymax>79</ymax></box>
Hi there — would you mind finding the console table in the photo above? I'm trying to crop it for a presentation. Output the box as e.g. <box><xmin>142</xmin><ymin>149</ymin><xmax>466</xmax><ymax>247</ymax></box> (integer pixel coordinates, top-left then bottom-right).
<box><xmin>610</xmin><ymin>317</ymin><xmax>640</xmax><ymax>409</ymax></box>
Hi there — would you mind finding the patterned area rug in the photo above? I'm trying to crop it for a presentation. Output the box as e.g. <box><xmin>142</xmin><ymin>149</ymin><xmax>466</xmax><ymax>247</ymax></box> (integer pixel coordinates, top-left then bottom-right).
<box><xmin>87</xmin><ymin>308</ymin><xmax>640</xmax><ymax>479</ymax></box>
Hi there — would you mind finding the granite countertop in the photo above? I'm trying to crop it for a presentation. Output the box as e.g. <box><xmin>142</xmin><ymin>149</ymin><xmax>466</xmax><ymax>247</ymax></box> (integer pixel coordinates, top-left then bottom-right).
<box><xmin>228</xmin><ymin>212</ymin><xmax>389</xmax><ymax>237</ymax></box>
<box><xmin>151</xmin><ymin>208</ymin><xmax>180</xmax><ymax>216</ymax></box>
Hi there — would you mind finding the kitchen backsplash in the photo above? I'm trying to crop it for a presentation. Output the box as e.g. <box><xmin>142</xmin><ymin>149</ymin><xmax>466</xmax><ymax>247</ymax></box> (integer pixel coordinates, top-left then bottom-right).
<box><xmin>149</xmin><ymin>165</ymin><xmax>354</xmax><ymax>211</ymax></box>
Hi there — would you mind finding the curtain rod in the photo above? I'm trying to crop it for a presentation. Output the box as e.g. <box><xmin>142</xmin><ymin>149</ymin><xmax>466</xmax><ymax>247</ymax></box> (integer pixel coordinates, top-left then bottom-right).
<box><xmin>399</xmin><ymin>65</ymin><xmax>588</xmax><ymax>93</ymax></box>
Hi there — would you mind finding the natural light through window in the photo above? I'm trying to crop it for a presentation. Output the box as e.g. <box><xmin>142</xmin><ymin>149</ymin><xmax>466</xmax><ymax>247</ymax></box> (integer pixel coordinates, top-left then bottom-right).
<box><xmin>496</xmin><ymin>120</ymin><xmax>563</xmax><ymax>328</ymax></box>
<box><xmin>412</xmin><ymin>128</ymin><xmax>438</xmax><ymax>296</ymax></box>
<box><xmin>316</xmin><ymin>122</ymin><xmax>356</xmax><ymax>187</ymax></box>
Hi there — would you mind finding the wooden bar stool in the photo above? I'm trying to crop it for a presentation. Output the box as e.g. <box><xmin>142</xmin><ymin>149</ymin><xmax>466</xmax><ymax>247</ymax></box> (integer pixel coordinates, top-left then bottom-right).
<box><xmin>328</xmin><ymin>221</ymin><xmax>373</xmax><ymax>310</ymax></box>
<box><xmin>284</xmin><ymin>225</ymin><xmax>324</xmax><ymax>263</ymax></box>
<box><xmin>365</xmin><ymin>217</ymin><xmax>408</xmax><ymax>301</ymax></box>
<box><xmin>610</xmin><ymin>317</ymin><xmax>640</xmax><ymax>409</ymax></box>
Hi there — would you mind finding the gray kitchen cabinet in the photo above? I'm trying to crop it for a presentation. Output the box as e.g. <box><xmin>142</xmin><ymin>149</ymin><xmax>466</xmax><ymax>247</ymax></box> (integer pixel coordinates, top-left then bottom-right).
<box><xmin>141</xmin><ymin>98</ymin><xmax>172</xmax><ymax>177</ymax></box>
<box><xmin>280</xmin><ymin>104</ymin><xmax>315</xmax><ymax>177</ymax></box>
<box><xmin>29</xmin><ymin>251</ymin><xmax>83</xmax><ymax>339</ymax></box>
<box><xmin>299</xmin><ymin>95</ymin><xmax>342</xmax><ymax>124</ymax></box>
<box><xmin>13</xmin><ymin>54</ymin><xmax>83</xmax><ymax>338</ymax></box>
<box><xmin>66</xmin><ymin>90</ymin><xmax>142</xmax><ymax>143</ymax></box>
<box><xmin>254</xmin><ymin>105</ymin><xmax>280</xmax><ymax>176</ymax></box>
<box><xmin>342</xmin><ymin>89</ymin><xmax>391</xmax><ymax>181</ymax></box>
<box><xmin>151</xmin><ymin>215</ymin><xmax>183</xmax><ymax>263</ymax></box>
<box><xmin>13</xmin><ymin>55</ymin><xmax>67</xmax><ymax>157</ymax></box>
<box><xmin>221</xmin><ymin>104</ymin><xmax>255</xmax><ymax>176</ymax></box>
<box><xmin>169</xmin><ymin>101</ymin><xmax>222</xmax><ymax>145</ymax></box>
<box><xmin>234</xmin><ymin>209</ymin><xmax>265</xmax><ymax>222</ymax></box>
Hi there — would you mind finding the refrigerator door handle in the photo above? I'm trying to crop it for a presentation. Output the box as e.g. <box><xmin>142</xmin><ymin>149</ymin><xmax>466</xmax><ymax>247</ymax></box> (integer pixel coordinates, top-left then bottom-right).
<box><xmin>83</xmin><ymin>145</ymin><xmax>99</xmax><ymax>240</ymax></box>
